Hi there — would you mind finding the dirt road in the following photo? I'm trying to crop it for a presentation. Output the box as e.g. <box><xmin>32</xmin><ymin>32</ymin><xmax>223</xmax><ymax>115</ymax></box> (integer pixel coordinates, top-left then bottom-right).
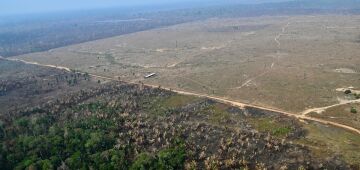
<box><xmin>2</xmin><ymin>56</ymin><xmax>360</xmax><ymax>135</ymax></box>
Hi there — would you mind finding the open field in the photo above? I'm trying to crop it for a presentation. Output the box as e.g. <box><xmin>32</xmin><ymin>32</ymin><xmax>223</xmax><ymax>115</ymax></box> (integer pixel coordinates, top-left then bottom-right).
<box><xmin>3</xmin><ymin>0</ymin><xmax>359</xmax><ymax>58</ymax></box>
<box><xmin>14</xmin><ymin>15</ymin><xmax>360</xmax><ymax>115</ymax></box>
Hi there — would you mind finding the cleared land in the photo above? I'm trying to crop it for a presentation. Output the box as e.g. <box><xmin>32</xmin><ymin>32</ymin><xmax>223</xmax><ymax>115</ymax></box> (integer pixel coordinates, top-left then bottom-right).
<box><xmin>13</xmin><ymin>15</ymin><xmax>360</xmax><ymax>115</ymax></box>
<box><xmin>1</xmin><ymin>59</ymin><xmax>360</xmax><ymax>168</ymax></box>
<box><xmin>6</xmin><ymin>56</ymin><xmax>360</xmax><ymax>135</ymax></box>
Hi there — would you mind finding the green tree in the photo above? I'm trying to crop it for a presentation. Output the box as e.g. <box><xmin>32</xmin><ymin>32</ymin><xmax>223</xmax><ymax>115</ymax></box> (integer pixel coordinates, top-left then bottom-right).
<box><xmin>130</xmin><ymin>153</ymin><xmax>155</xmax><ymax>170</ymax></box>
<box><xmin>351</xmin><ymin>107</ymin><xmax>357</xmax><ymax>113</ymax></box>
<box><xmin>85</xmin><ymin>132</ymin><xmax>103</xmax><ymax>152</ymax></box>
<box><xmin>0</xmin><ymin>120</ymin><xmax>6</xmax><ymax>138</ymax></box>
<box><xmin>65</xmin><ymin>151</ymin><xmax>84</xmax><ymax>169</ymax></box>
<box><xmin>38</xmin><ymin>159</ymin><xmax>54</xmax><ymax>170</ymax></box>
<box><xmin>155</xmin><ymin>146</ymin><xmax>186</xmax><ymax>170</ymax></box>
<box><xmin>14</xmin><ymin>117</ymin><xmax>30</xmax><ymax>131</ymax></box>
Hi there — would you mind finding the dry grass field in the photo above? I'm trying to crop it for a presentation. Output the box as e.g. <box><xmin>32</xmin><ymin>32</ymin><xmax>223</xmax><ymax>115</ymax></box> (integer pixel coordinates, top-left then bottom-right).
<box><xmin>13</xmin><ymin>15</ymin><xmax>360</xmax><ymax>113</ymax></box>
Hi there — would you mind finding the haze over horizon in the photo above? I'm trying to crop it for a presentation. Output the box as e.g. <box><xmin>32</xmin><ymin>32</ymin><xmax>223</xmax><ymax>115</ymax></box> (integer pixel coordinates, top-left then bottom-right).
<box><xmin>0</xmin><ymin>0</ymin><xmax>293</xmax><ymax>16</ymax></box>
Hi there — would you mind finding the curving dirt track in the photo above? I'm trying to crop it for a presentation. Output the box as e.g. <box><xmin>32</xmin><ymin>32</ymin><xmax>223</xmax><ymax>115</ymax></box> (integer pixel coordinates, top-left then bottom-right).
<box><xmin>302</xmin><ymin>99</ymin><xmax>360</xmax><ymax>116</ymax></box>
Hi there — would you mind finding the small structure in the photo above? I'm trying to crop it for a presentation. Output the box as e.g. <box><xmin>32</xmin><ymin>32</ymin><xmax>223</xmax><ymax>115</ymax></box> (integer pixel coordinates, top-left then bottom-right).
<box><xmin>144</xmin><ymin>73</ymin><xmax>156</xmax><ymax>78</ymax></box>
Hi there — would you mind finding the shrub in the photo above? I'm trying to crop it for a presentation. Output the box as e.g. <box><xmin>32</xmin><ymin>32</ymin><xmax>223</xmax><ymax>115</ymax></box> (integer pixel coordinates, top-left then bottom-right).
<box><xmin>355</xmin><ymin>93</ymin><xmax>360</xmax><ymax>99</ymax></box>
<box><xmin>351</xmin><ymin>107</ymin><xmax>357</xmax><ymax>114</ymax></box>
<box><xmin>344</xmin><ymin>89</ymin><xmax>352</xmax><ymax>94</ymax></box>
<box><xmin>272</xmin><ymin>127</ymin><xmax>291</xmax><ymax>137</ymax></box>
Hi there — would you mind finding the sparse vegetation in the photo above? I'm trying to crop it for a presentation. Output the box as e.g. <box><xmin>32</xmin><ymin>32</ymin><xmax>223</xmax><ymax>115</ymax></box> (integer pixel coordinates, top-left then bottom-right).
<box><xmin>14</xmin><ymin>14</ymin><xmax>360</xmax><ymax>114</ymax></box>
<box><xmin>247</xmin><ymin>117</ymin><xmax>296</xmax><ymax>138</ymax></box>
<box><xmin>0</xmin><ymin>60</ymin><xmax>353</xmax><ymax>169</ymax></box>
<box><xmin>3</xmin><ymin>1</ymin><xmax>359</xmax><ymax>57</ymax></box>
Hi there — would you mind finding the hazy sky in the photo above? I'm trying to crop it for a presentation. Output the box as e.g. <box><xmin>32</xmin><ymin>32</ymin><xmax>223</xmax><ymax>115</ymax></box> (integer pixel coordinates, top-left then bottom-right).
<box><xmin>0</xmin><ymin>0</ymin><xmax>292</xmax><ymax>16</ymax></box>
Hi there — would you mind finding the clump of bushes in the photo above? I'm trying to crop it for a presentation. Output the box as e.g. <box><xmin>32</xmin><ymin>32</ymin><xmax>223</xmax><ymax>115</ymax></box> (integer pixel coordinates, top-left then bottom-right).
<box><xmin>130</xmin><ymin>144</ymin><xmax>186</xmax><ymax>170</ymax></box>
<box><xmin>354</xmin><ymin>93</ymin><xmax>360</xmax><ymax>99</ymax></box>
<box><xmin>344</xmin><ymin>89</ymin><xmax>352</xmax><ymax>94</ymax></box>
<box><xmin>351</xmin><ymin>107</ymin><xmax>357</xmax><ymax>114</ymax></box>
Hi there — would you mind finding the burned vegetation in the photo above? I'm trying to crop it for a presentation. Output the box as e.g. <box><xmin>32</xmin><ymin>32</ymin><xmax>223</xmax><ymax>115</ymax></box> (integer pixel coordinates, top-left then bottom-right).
<box><xmin>0</xmin><ymin>60</ymin><xmax>94</xmax><ymax>113</ymax></box>
<box><xmin>0</xmin><ymin>60</ymin><xmax>352</xmax><ymax>169</ymax></box>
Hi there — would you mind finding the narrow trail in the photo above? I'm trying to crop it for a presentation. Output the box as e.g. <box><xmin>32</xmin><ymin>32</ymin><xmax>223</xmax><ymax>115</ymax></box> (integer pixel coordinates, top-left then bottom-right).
<box><xmin>3</xmin><ymin>58</ymin><xmax>72</xmax><ymax>72</ymax></box>
<box><xmin>275</xmin><ymin>21</ymin><xmax>290</xmax><ymax>48</ymax></box>
<box><xmin>302</xmin><ymin>98</ymin><xmax>360</xmax><ymax>116</ymax></box>
<box><xmin>233</xmin><ymin>21</ymin><xmax>291</xmax><ymax>90</ymax></box>
<box><xmin>167</xmin><ymin>62</ymin><xmax>181</xmax><ymax>68</ymax></box>
<box><xmin>234</xmin><ymin>69</ymin><xmax>271</xmax><ymax>89</ymax></box>
<box><xmin>2</xmin><ymin>56</ymin><xmax>360</xmax><ymax>135</ymax></box>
